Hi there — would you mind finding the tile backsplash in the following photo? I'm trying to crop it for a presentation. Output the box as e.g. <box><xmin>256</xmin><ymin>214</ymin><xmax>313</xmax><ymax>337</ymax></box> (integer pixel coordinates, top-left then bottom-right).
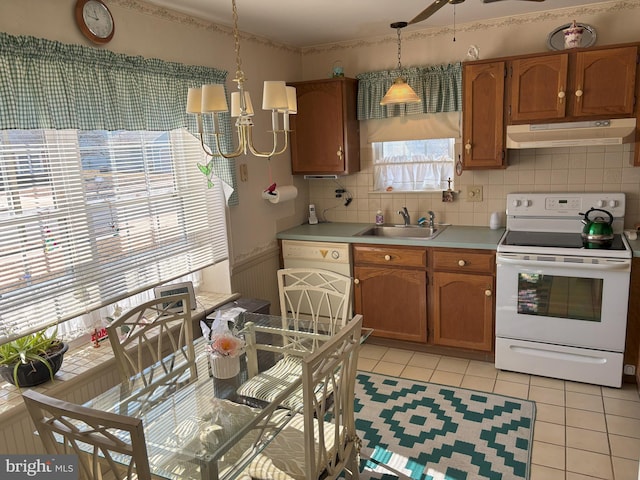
<box><xmin>309</xmin><ymin>144</ymin><xmax>640</xmax><ymax>229</ymax></box>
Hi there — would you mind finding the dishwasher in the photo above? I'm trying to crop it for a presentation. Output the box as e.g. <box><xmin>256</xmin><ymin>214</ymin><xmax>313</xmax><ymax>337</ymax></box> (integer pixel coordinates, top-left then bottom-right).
<box><xmin>281</xmin><ymin>240</ymin><xmax>353</xmax><ymax>316</ymax></box>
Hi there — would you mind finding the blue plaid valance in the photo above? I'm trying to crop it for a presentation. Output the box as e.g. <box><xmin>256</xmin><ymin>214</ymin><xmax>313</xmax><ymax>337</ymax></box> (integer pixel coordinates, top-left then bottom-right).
<box><xmin>0</xmin><ymin>32</ymin><xmax>239</xmax><ymax>204</ymax></box>
<box><xmin>357</xmin><ymin>62</ymin><xmax>462</xmax><ymax>120</ymax></box>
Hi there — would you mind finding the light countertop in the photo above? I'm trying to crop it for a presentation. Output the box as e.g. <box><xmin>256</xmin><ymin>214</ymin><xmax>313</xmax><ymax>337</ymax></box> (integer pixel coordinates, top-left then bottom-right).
<box><xmin>276</xmin><ymin>223</ymin><xmax>505</xmax><ymax>250</ymax></box>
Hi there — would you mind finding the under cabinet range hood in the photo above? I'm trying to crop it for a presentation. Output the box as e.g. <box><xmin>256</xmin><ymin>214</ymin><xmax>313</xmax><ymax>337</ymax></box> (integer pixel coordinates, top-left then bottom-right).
<box><xmin>506</xmin><ymin>118</ymin><xmax>637</xmax><ymax>149</ymax></box>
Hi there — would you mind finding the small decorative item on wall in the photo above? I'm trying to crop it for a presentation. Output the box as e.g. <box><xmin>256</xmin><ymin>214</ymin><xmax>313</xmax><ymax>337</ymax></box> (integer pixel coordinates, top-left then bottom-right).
<box><xmin>442</xmin><ymin>178</ymin><xmax>456</xmax><ymax>203</ymax></box>
<box><xmin>547</xmin><ymin>22</ymin><xmax>596</xmax><ymax>51</ymax></box>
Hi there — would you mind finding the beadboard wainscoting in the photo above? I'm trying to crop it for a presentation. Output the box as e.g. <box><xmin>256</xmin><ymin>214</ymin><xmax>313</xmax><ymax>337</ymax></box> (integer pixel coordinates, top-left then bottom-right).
<box><xmin>230</xmin><ymin>245</ymin><xmax>281</xmax><ymax>315</ymax></box>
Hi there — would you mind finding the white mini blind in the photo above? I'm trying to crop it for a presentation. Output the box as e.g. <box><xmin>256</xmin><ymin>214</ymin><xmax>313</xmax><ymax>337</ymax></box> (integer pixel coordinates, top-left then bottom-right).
<box><xmin>0</xmin><ymin>128</ymin><xmax>228</xmax><ymax>344</ymax></box>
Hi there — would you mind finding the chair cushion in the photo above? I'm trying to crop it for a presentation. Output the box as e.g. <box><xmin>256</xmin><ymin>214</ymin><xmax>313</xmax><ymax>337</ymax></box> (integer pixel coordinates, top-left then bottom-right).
<box><xmin>247</xmin><ymin>414</ymin><xmax>338</xmax><ymax>480</ymax></box>
<box><xmin>236</xmin><ymin>356</ymin><xmax>305</xmax><ymax>410</ymax></box>
<box><xmin>236</xmin><ymin>357</ymin><xmax>336</xmax><ymax>411</ymax></box>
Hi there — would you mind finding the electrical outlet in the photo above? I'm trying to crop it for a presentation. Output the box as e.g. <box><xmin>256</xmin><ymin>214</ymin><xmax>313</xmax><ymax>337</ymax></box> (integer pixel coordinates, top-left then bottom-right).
<box><xmin>623</xmin><ymin>364</ymin><xmax>636</xmax><ymax>375</ymax></box>
<box><xmin>466</xmin><ymin>185</ymin><xmax>483</xmax><ymax>202</ymax></box>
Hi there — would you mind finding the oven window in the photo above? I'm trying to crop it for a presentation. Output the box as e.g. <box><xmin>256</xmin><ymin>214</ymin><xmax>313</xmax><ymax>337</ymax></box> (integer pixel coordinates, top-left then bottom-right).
<box><xmin>517</xmin><ymin>273</ymin><xmax>603</xmax><ymax>322</ymax></box>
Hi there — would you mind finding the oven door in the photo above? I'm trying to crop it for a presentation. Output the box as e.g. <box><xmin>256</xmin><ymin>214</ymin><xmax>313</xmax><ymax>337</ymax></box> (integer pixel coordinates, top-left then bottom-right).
<box><xmin>496</xmin><ymin>253</ymin><xmax>631</xmax><ymax>352</ymax></box>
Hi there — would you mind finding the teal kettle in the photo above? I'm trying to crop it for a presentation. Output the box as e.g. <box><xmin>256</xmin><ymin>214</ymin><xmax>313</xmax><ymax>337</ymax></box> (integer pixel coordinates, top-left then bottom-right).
<box><xmin>580</xmin><ymin>208</ymin><xmax>614</xmax><ymax>244</ymax></box>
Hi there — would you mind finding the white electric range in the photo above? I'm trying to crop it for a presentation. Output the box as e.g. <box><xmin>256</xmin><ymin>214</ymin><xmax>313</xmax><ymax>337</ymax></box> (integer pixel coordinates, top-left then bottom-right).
<box><xmin>495</xmin><ymin>192</ymin><xmax>631</xmax><ymax>388</ymax></box>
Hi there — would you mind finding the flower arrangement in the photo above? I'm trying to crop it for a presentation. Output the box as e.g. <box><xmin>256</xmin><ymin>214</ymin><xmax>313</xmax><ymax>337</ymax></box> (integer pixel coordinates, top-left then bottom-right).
<box><xmin>206</xmin><ymin>333</ymin><xmax>244</xmax><ymax>358</ymax></box>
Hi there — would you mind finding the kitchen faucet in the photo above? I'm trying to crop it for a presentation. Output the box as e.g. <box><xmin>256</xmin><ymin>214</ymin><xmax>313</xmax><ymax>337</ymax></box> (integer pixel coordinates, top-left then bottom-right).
<box><xmin>398</xmin><ymin>207</ymin><xmax>410</xmax><ymax>226</ymax></box>
<box><xmin>428</xmin><ymin>211</ymin><xmax>435</xmax><ymax>229</ymax></box>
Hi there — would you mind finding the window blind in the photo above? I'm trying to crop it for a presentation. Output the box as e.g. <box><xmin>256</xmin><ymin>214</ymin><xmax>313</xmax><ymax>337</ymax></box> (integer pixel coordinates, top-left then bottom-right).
<box><xmin>0</xmin><ymin>128</ymin><xmax>228</xmax><ymax>344</ymax></box>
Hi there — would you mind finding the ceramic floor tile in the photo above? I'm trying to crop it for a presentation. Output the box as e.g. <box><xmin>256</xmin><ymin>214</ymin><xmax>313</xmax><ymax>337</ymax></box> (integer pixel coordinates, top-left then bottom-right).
<box><xmin>603</xmin><ymin>396</ymin><xmax>640</xmax><ymax>419</ymax></box>
<box><xmin>609</xmin><ymin>434</ymin><xmax>640</xmax><ymax>460</ymax></box>
<box><xmin>530</xmin><ymin>464</ymin><xmax>565</xmax><ymax>480</ymax></box>
<box><xmin>611</xmin><ymin>456</ymin><xmax>639</xmax><ymax>480</ymax></box>
<box><xmin>357</xmin><ymin>357</ymin><xmax>378</xmax><ymax>372</ymax></box>
<box><xmin>529</xmin><ymin>385</ymin><xmax>565</xmax><ymax>407</ymax></box>
<box><xmin>606</xmin><ymin>414</ymin><xmax>640</xmax><ymax>439</ymax></box>
<box><xmin>407</xmin><ymin>352</ymin><xmax>441</xmax><ymax>369</ymax></box>
<box><xmin>565</xmin><ymin>426</ymin><xmax>609</xmax><ymax>454</ymax></box>
<box><xmin>372</xmin><ymin>362</ymin><xmax>405</xmax><ymax>377</ymax></box>
<box><xmin>534</xmin><ymin>421</ymin><xmax>565</xmax><ymax>446</ymax></box>
<box><xmin>429</xmin><ymin>370</ymin><xmax>463</xmax><ymax>387</ymax></box>
<box><xmin>496</xmin><ymin>370</ymin><xmax>531</xmax><ymax>385</ymax></box>
<box><xmin>380</xmin><ymin>348</ymin><xmax>414</xmax><ymax>365</ymax></box>
<box><xmin>565</xmin><ymin>391</ymin><xmax>603</xmax><ymax>413</ymax></box>
<box><xmin>566</xmin><ymin>473</ymin><xmax>608</xmax><ymax>480</ymax></box>
<box><xmin>565</xmin><ymin>381</ymin><xmax>602</xmax><ymax>396</ymax></box>
<box><xmin>530</xmin><ymin>376</ymin><xmax>565</xmax><ymax>390</ymax></box>
<box><xmin>601</xmin><ymin>385</ymin><xmax>640</xmax><ymax>402</ymax></box>
<box><xmin>565</xmin><ymin>408</ymin><xmax>607</xmax><ymax>432</ymax></box>
<box><xmin>434</xmin><ymin>357</ymin><xmax>469</xmax><ymax>374</ymax></box>
<box><xmin>359</xmin><ymin>344</ymin><xmax>388</xmax><ymax>360</ymax></box>
<box><xmin>493</xmin><ymin>380</ymin><xmax>530</xmax><ymax>400</ymax></box>
<box><xmin>460</xmin><ymin>375</ymin><xmax>495</xmax><ymax>393</ymax></box>
<box><xmin>565</xmin><ymin>448</ymin><xmax>613</xmax><ymax>480</ymax></box>
<box><xmin>465</xmin><ymin>360</ymin><xmax>498</xmax><ymax>379</ymax></box>
<box><xmin>400</xmin><ymin>365</ymin><xmax>433</xmax><ymax>383</ymax></box>
<box><xmin>532</xmin><ymin>441</ymin><xmax>565</xmax><ymax>470</ymax></box>
<box><xmin>536</xmin><ymin>403</ymin><xmax>565</xmax><ymax>425</ymax></box>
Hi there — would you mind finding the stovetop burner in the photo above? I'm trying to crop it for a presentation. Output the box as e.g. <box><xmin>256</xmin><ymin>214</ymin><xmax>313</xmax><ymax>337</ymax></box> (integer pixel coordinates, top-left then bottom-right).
<box><xmin>502</xmin><ymin>231</ymin><xmax>627</xmax><ymax>251</ymax></box>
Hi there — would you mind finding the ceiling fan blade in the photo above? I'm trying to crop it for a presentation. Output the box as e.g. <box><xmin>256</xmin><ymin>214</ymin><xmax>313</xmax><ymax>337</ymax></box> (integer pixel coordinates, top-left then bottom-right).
<box><xmin>483</xmin><ymin>0</ymin><xmax>545</xmax><ymax>3</ymax></box>
<box><xmin>408</xmin><ymin>0</ymin><xmax>449</xmax><ymax>25</ymax></box>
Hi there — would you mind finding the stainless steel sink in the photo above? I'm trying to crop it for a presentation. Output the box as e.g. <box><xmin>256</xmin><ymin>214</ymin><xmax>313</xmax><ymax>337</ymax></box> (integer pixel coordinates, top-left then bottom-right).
<box><xmin>355</xmin><ymin>224</ymin><xmax>447</xmax><ymax>240</ymax></box>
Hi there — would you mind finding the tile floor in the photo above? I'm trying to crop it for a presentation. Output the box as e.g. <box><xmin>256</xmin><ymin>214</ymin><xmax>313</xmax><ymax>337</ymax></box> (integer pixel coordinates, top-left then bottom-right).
<box><xmin>358</xmin><ymin>343</ymin><xmax>640</xmax><ymax>480</ymax></box>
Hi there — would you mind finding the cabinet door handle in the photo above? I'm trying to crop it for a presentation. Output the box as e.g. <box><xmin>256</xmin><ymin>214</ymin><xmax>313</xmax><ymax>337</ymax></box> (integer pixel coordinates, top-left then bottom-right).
<box><xmin>575</xmin><ymin>88</ymin><xmax>583</xmax><ymax>100</ymax></box>
<box><xmin>337</xmin><ymin>146</ymin><xmax>344</xmax><ymax>161</ymax></box>
<box><xmin>458</xmin><ymin>260</ymin><xmax>466</xmax><ymax>266</ymax></box>
<box><xmin>384</xmin><ymin>255</ymin><xmax>392</xmax><ymax>261</ymax></box>
<box><xmin>465</xmin><ymin>141</ymin><xmax>472</xmax><ymax>154</ymax></box>
<box><xmin>485</xmin><ymin>289</ymin><xmax>492</xmax><ymax>297</ymax></box>
<box><xmin>558</xmin><ymin>90</ymin><xmax>565</xmax><ymax>102</ymax></box>
<box><xmin>354</xmin><ymin>278</ymin><xmax>360</xmax><ymax>285</ymax></box>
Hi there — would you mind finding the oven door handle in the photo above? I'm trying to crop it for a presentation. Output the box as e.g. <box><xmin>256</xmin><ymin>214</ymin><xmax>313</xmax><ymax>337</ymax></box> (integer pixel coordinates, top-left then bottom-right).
<box><xmin>496</xmin><ymin>255</ymin><xmax>631</xmax><ymax>271</ymax></box>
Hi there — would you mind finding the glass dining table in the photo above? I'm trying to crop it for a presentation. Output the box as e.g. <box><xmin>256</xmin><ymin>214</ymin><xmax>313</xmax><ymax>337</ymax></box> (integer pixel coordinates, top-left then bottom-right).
<box><xmin>83</xmin><ymin>311</ymin><xmax>369</xmax><ymax>480</ymax></box>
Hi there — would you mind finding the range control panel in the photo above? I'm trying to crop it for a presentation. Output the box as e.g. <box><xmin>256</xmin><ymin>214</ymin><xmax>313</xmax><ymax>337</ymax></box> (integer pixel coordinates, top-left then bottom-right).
<box><xmin>506</xmin><ymin>192</ymin><xmax>626</xmax><ymax>218</ymax></box>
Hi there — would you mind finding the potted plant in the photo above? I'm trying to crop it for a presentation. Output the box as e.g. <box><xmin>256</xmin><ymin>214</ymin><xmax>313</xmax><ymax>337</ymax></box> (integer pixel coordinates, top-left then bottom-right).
<box><xmin>0</xmin><ymin>327</ymin><xmax>69</xmax><ymax>388</ymax></box>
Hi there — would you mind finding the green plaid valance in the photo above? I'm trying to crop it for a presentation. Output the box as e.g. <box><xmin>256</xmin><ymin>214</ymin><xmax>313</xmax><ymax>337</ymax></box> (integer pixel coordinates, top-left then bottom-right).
<box><xmin>357</xmin><ymin>62</ymin><xmax>462</xmax><ymax>120</ymax></box>
<box><xmin>0</xmin><ymin>32</ymin><xmax>239</xmax><ymax>204</ymax></box>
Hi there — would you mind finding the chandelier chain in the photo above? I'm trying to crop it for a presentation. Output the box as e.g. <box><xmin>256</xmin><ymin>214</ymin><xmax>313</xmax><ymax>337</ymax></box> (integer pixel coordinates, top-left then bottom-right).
<box><xmin>396</xmin><ymin>27</ymin><xmax>402</xmax><ymax>70</ymax></box>
<box><xmin>231</xmin><ymin>0</ymin><xmax>245</xmax><ymax>84</ymax></box>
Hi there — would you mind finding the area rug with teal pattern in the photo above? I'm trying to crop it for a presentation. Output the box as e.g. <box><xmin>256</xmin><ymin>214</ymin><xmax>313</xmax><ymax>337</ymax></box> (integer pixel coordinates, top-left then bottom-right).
<box><xmin>354</xmin><ymin>372</ymin><xmax>536</xmax><ymax>480</ymax></box>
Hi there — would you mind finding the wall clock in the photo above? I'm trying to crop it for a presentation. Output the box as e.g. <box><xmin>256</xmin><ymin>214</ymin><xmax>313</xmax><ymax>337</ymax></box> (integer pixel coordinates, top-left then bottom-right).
<box><xmin>75</xmin><ymin>0</ymin><xmax>114</xmax><ymax>44</ymax></box>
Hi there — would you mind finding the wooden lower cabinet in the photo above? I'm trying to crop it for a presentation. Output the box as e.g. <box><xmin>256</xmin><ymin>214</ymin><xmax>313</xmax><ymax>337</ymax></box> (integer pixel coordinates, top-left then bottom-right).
<box><xmin>431</xmin><ymin>249</ymin><xmax>495</xmax><ymax>352</ymax></box>
<box><xmin>353</xmin><ymin>244</ymin><xmax>427</xmax><ymax>343</ymax></box>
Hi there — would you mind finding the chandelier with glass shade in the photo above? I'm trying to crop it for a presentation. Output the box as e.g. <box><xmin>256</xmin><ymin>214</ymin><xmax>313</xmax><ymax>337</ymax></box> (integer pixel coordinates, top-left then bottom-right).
<box><xmin>185</xmin><ymin>0</ymin><xmax>297</xmax><ymax>158</ymax></box>
<box><xmin>380</xmin><ymin>22</ymin><xmax>421</xmax><ymax>106</ymax></box>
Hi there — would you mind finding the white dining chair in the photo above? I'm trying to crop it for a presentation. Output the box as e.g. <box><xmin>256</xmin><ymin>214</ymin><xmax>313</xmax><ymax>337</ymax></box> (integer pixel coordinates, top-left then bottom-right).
<box><xmin>245</xmin><ymin>314</ymin><xmax>363</xmax><ymax>480</ymax></box>
<box><xmin>236</xmin><ymin>268</ymin><xmax>352</xmax><ymax>408</ymax></box>
<box><xmin>22</xmin><ymin>389</ymin><xmax>152</xmax><ymax>480</ymax></box>
<box><xmin>106</xmin><ymin>293</ymin><xmax>197</xmax><ymax>398</ymax></box>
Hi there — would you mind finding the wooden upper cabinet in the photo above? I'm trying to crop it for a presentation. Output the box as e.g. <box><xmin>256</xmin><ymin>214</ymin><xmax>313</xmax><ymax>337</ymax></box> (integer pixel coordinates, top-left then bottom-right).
<box><xmin>288</xmin><ymin>77</ymin><xmax>360</xmax><ymax>175</ymax></box>
<box><xmin>509</xmin><ymin>55</ymin><xmax>569</xmax><ymax>122</ymax></box>
<box><xmin>462</xmin><ymin>61</ymin><xmax>506</xmax><ymax>169</ymax></box>
<box><xmin>573</xmin><ymin>47</ymin><xmax>637</xmax><ymax>117</ymax></box>
<box><xmin>508</xmin><ymin>46</ymin><xmax>638</xmax><ymax>123</ymax></box>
